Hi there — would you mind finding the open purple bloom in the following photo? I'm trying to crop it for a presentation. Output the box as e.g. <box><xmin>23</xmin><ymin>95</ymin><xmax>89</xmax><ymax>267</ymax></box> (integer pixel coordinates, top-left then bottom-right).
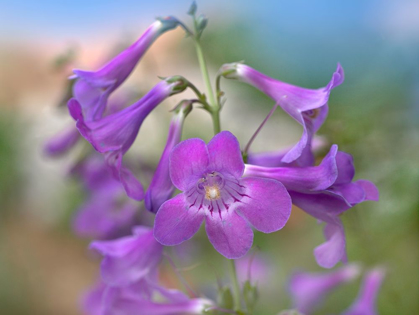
<box><xmin>69</xmin><ymin>78</ymin><xmax>189</xmax><ymax>200</ymax></box>
<box><xmin>342</xmin><ymin>268</ymin><xmax>385</xmax><ymax>315</ymax></box>
<box><xmin>220</xmin><ymin>63</ymin><xmax>344</xmax><ymax>164</ymax></box>
<box><xmin>154</xmin><ymin>131</ymin><xmax>292</xmax><ymax>259</ymax></box>
<box><xmin>289</xmin><ymin>264</ymin><xmax>361</xmax><ymax>315</ymax></box>
<box><xmin>145</xmin><ymin>101</ymin><xmax>192</xmax><ymax>213</ymax></box>
<box><xmin>71</xmin><ymin>17</ymin><xmax>179</xmax><ymax>121</ymax></box>
<box><xmin>90</xmin><ymin>226</ymin><xmax>163</xmax><ymax>286</ymax></box>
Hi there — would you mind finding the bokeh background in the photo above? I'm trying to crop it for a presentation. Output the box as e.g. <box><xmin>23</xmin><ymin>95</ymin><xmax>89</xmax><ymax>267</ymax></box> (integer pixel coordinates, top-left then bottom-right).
<box><xmin>0</xmin><ymin>0</ymin><xmax>418</xmax><ymax>314</ymax></box>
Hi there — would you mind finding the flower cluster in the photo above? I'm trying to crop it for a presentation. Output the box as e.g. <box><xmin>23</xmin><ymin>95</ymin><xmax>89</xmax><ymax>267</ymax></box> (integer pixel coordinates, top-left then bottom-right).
<box><xmin>46</xmin><ymin>3</ymin><xmax>381</xmax><ymax>315</ymax></box>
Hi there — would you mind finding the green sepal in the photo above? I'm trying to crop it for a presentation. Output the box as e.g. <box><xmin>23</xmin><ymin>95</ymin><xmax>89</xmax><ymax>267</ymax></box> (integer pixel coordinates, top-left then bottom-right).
<box><xmin>217</xmin><ymin>286</ymin><xmax>234</xmax><ymax>310</ymax></box>
<box><xmin>243</xmin><ymin>280</ymin><xmax>258</xmax><ymax>313</ymax></box>
<box><xmin>188</xmin><ymin>1</ymin><xmax>197</xmax><ymax>16</ymax></box>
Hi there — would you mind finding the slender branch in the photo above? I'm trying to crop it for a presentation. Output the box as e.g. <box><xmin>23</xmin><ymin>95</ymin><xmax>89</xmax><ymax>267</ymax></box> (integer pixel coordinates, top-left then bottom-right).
<box><xmin>229</xmin><ymin>259</ymin><xmax>242</xmax><ymax>312</ymax></box>
<box><xmin>243</xmin><ymin>102</ymin><xmax>279</xmax><ymax>155</ymax></box>
<box><xmin>163</xmin><ymin>253</ymin><xmax>198</xmax><ymax>298</ymax></box>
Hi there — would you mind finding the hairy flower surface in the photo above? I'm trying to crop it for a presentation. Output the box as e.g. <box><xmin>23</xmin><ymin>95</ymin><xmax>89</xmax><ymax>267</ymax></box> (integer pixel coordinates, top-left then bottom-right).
<box><xmin>71</xmin><ymin>17</ymin><xmax>179</xmax><ymax>122</ymax></box>
<box><xmin>221</xmin><ymin>63</ymin><xmax>344</xmax><ymax>165</ymax></box>
<box><xmin>289</xmin><ymin>264</ymin><xmax>361</xmax><ymax>315</ymax></box>
<box><xmin>69</xmin><ymin>78</ymin><xmax>188</xmax><ymax>200</ymax></box>
<box><xmin>154</xmin><ymin>131</ymin><xmax>292</xmax><ymax>259</ymax></box>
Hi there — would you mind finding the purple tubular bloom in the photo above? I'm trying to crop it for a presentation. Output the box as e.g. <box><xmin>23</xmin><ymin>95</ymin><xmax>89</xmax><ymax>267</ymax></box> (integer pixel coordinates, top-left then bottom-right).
<box><xmin>247</xmin><ymin>136</ymin><xmax>327</xmax><ymax>167</ymax></box>
<box><xmin>90</xmin><ymin>226</ymin><xmax>163</xmax><ymax>286</ymax></box>
<box><xmin>145</xmin><ymin>101</ymin><xmax>192</xmax><ymax>213</ymax></box>
<box><xmin>84</xmin><ymin>277</ymin><xmax>212</xmax><ymax>315</ymax></box>
<box><xmin>289</xmin><ymin>264</ymin><xmax>361</xmax><ymax>315</ymax></box>
<box><xmin>71</xmin><ymin>17</ymin><xmax>179</xmax><ymax>121</ymax></box>
<box><xmin>220</xmin><ymin>63</ymin><xmax>344</xmax><ymax>164</ymax></box>
<box><xmin>43</xmin><ymin>126</ymin><xmax>80</xmax><ymax>157</ymax></box>
<box><xmin>71</xmin><ymin>156</ymin><xmax>138</xmax><ymax>240</ymax></box>
<box><xmin>244</xmin><ymin>146</ymin><xmax>379</xmax><ymax>268</ymax></box>
<box><xmin>244</xmin><ymin>145</ymin><xmax>338</xmax><ymax>192</ymax></box>
<box><xmin>342</xmin><ymin>268</ymin><xmax>385</xmax><ymax>315</ymax></box>
<box><xmin>154</xmin><ymin>131</ymin><xmax>292</xmax><ymax>259</ymax></box>
<box><xmin>69</xmin><ymin>78</ymin><xmax>189</xmax><ymax>201</ymax></box>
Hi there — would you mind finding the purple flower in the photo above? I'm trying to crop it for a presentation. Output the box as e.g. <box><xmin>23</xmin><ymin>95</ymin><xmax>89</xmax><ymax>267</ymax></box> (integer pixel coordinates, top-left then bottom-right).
<box><xmin>289</xmin><ymin>264</ymin><xmax>361</xmax><ymax>315</ymax></box>
<box><xmin>71</xmin><ymin>17</ymin><xmax>179</xmax><ymax>122</ymax></box>
<box><xmin>247</xmin><ymin>136</ymin><xmax>327</xmax><ymax>168</ymax></box>
<box><xmin>145</xmin><ymin>101</ymin><xmax>192</xmax><ymax>213</ymax></box>
<box><xmin>84</xmin><ymin>277</ymin><xmax>212</xmax><ymax>315</ymax></box>
<box><xmin>71</xmin><ymin>155</ymin><xmax>138</xmax><ymax>240</ymax></box>
<box><xmin>244</xmin><ymin>146</ymin><xmax>379</xmax><ymax>268</ymax></box>
<box><xmin>342</xmin><ymin>268</ymin><xmax>385</xmax><ymax>315</ymax></box>
<box><xmin>69</xmin><ymin>77</ymin><xmax>189</xmax><ymax>201</ymax></box>
<box><xmin>154</xmin><ymin>131</ymin><xmax>292</xmax><ymax>259</ymax></box>
<box><xmin>90</xmin><ymin>226</ymin><xmax>163</xmax><ymax>286</ymax></box>
<box><xmin>43</xmin><ymin>126</ymin><xmax>80</xmax><ymax>157</ymax></box>
<box><xmin>220</xmin><ymin>63</ymin><xmax>344</xmax><ymax>165</ymax></box>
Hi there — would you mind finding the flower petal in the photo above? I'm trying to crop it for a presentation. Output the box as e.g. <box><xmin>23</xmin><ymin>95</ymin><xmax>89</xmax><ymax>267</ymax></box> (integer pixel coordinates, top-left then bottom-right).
<box><xmin>236</xmin><ymin>177</ymin><xmax>291</xmax><ymax>233</ymax></box>
<box><xmin>91</xmin><ymin>228</ymin><xmax>163</xmax><ymax>286</ymax></box>
<box><xmin>205</xmin><ymin>211</ymin><xmax>254</xmax><ymax>259</ymax></box>
<box><xmin>335</xmin><ymin>151</ymin><xmax>355</xmax><ymax>184</ymax></box>
<box><xmin>154</xmin><ymin>194</ymin><xmax>205</xmax><ymax>246</ymax></box>
<box><xmin>314</xmin><ymin>217</ymin><xmax>347</xmax><ymax>269</ymax></box>
<box><xmin>207</xmin><ymin>131</ymin><xmax>244</xmax><ymax>178</ymax></box>
<box><xmin>169</xmin><ymin>138</ymin><xmax>209</xmax><ymax>191</ymax></box>
<box><xmin>244</xmin><ymin>145</ymin><xmax>338</xmax><ymax>192</ymax></box>
<box><xmin>44</xmin><ymin>127</ymin><xmax>80</xmax><ymax>157</ymax></box>
<box><xmin>356</xmin><ymin>180</ymin><xmax>379</xmax><ymax>201</ymax></box>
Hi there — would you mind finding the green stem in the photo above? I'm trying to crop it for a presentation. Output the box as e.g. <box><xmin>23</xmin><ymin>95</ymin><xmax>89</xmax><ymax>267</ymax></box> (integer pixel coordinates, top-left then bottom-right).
<box><xmin>194</xmin><ymin>40</ymin><xmax>217</xmax><ymax>107</ymax></box>
<box><xmin>193</xmin><ymin>39</ymin><xmax>221</xmax><ymax>134</ymax></box>
<box><xmin>229</xmin><ymin>259</ymin><xmax>242</xmax><ymax>312</ymax></box>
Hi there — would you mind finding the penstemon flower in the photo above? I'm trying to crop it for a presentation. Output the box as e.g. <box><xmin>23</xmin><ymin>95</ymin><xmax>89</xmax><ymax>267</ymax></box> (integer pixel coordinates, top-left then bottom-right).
<box><xmin>71</xmin><ymin>17</ymin><xmax>180</xmax><ymax>121</ymax></box>
<box><xmin>47</xmin><ymin>3</ymin><xmax>384</xmax><ymax>314</ymax></box>
<box><xmin>71</xmin><ymin>155</ymin><xmax>138</xmax><ymax>240</ymax></box>
<box><xmin>154</xmin><ymin>131</ymin><xmax>292</xmax><ymax>259</ymax></box>
<box><xmin>288</xmin><ymin>264</ymin><xmax>361</xmax><ymax>315</ymax></box>
<box><xmin>90</xmin><ymin>226</ymin><xmax>163</xmax><ymax>286</ymax></box>
<box><xmin>69</xmin><ymin>77</ymin><xmax>189</xmax><ymax>200</ymax></box>
<box><xmin>220</xmin><ymin>63</ymin><xmax>344</xmax><ymax>165</ymax></box>
<box><xmin>145</xmin><ymin>101</ymin><xmax>192</xmax><ymax>213</ymax></box>
<box><xmin>342</xmin><ymin>268</ymin><xmax>385</xmax><ymax>315</ymax></box>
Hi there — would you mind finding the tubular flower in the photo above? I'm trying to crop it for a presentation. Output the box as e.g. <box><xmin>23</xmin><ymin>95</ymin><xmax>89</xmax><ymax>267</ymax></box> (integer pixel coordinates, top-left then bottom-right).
<box><xmin>69</xmin><ymin>77</ymin><xmax>189</xmax><ymax>201</ymax></box>
<box><xmin>71</xmin><ymin>156</ymin><xmax>138</xmax><ymax>240</ymax></box>
<box><xmin>154</xmin><ymin>131</ymin><xmax>292</xmax><ymax>259</ymax></box>
<box><xmin>84</xmin><ymin>277</ymin><xmax>212</xmax><ymax>315</ymax></box>
<box><xmin>244</xmin><ymin>146</ymin><xmax>379</xmax><ymax>268</ymax></box>
<box><xmin>247</xmin><ymin>136</ymin><xmax>327</xmax><ymax>168</ymax></box>
<box><xmin>145</xmin><ymin>101</ymin><xmax>192</xmax><ymax>213</ymax></box>
<box><xmin>289</xmin><ymin>264</ymin><xmax>361</xmax><ymax>315</ymax></box>
<box><xmin>71</xmin><ymin>17</ymin><xmax>180</xmax><ymax>121</ymax></box>
<box><xmin>43</xmin><ymin>126</ymin><xmax>80</xmax><ymax>157</ymax></box>
<box><xmin>342</xmin><ymin>268</ymin><xmax>385</xmax><ymax>315</ymax></box>
<box><xmin>90</xmin><ymin>226</ymin><xmax>163</xmax><ymax>286</ymax></box>
<box><xmin>220</xmin><ymin>63</ymin><xmax>344</xmax><ymax>165</ymax></box>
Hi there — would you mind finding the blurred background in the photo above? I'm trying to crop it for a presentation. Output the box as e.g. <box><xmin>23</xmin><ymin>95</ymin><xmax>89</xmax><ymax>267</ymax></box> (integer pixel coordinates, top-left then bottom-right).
<box><xmin>0</xmin><ymin>0</ymin><xmax>418</xmax><ymax>314</ymax></box>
